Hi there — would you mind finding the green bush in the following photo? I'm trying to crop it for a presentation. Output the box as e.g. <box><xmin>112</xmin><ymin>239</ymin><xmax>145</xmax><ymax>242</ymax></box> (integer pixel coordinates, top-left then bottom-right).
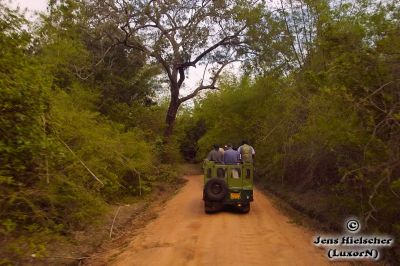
<box><xmin>0</xmin><ymin>4</ymin><xmax>180</xmax><ymax>262</ymax></box>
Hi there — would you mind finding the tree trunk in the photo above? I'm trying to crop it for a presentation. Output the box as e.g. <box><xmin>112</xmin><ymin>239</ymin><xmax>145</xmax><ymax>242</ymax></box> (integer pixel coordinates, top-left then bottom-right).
<box><xmin>164</xmin><ymin>99</ymin><xmax>180</xmax><ymax>137</ymax></box>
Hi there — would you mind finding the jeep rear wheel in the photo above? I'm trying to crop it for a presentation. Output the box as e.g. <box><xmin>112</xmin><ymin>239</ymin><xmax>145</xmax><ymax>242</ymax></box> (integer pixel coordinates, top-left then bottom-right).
<box><xmin>204</xmin><ymin>178</ymin><xmax>228</xmax><ymax>201</ymax></box>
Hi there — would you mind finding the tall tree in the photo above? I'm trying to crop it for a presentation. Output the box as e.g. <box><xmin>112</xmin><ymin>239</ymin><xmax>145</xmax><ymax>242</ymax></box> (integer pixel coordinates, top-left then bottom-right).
<box><xmin>90</xmin><ymin>0</ymin><xmax>264</xmax><ymax>136</ymax></box>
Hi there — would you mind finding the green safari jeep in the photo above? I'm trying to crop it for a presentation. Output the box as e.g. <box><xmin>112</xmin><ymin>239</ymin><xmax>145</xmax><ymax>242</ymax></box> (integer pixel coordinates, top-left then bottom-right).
<box><xmin>203</xmin><ymin>161</ymin><xmax>254</xmax><ymax>213</ymax></box>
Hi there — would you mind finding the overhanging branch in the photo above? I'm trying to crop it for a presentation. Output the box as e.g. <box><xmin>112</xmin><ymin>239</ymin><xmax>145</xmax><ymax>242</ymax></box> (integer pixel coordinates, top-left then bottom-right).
<box><xmin>177</xmin><ymin>25</ymin><xmax>247</xmax><ymax>70</ymax></box>
<box><xmin>178</xmin><ymin>60</ymin><xmax>239</xmax><ymax>103</ymax></box>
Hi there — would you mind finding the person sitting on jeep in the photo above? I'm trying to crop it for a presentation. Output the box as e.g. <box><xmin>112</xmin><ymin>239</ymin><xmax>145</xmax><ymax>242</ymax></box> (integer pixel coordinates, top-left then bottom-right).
<box><xmin>223</xmin><ymin>144</ymin><xmax>240</xmax><ymax>165</ymax></box>
<box><xmin>238</xmin><ymin>140</ymin><xmax>255</xmax><ymax>163</ymax></box>
<box><xmin>206</xmin><ymin>144</ymin><xmax>223</xmax><ymax>163</ymax></box>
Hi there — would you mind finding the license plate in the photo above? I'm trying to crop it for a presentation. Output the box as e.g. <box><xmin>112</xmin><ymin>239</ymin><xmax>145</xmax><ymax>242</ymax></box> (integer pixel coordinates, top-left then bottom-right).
<box><xmin>230</xmin><ymin>192</ymin><xmax>241</xmax><ymax>199</ymax></box>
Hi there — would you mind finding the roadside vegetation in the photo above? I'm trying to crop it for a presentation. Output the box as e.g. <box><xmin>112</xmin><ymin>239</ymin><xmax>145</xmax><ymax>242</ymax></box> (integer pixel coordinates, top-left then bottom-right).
<box><xmin>187</xmin><ymin>1</ymin><xmax>400</xmax><ymax>262</ymax></box>
<box><xmin>0</xmin><ymin>2</ymin><xmax>180</xmax><ymax>263</ymax></box>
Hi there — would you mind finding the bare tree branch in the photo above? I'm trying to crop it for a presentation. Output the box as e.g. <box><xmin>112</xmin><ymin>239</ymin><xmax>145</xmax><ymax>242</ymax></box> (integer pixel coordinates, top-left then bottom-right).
<box><xmin>178</xmin><ymin>25</ymin><xmax>247</xmax><ymax>70</ymax></box>
<box><xmin>178</xmin><ymin>60</ymin><xmax>238</xmax><ymax>103</ymax></box>
<box><xmin>73</xmin><ymin>43</ymin><xmax>117</xmax><ymax>80</ymax></box>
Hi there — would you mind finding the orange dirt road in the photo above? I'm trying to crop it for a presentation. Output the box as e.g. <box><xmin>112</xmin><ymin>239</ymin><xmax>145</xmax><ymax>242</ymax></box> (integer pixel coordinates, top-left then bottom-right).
<box><xmin>94</xmin><ymin>175</ymin><xmax>346</xmax><ymax>266</ymax></box>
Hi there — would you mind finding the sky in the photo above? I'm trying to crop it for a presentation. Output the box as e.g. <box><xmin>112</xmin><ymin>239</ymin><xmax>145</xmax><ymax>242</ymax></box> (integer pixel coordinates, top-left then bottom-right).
<box><xmin>9</xmin><ymin>0</ymin><xmax>47</xmax><ymax>11</ymax></box>
<box><xmin>9</xmin><ymin>0</ymin><xmax>48</xmax><ymax>15</ymax></box>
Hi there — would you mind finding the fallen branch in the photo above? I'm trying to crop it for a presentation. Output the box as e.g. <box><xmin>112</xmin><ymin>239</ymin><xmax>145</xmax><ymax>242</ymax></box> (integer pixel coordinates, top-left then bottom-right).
<box><xmin>110</xmin><ymin>206</ymin><xmax>122</xmax><ymax>238</ymax></box>
<box><xmin>365</xmin><ymin>176</ymin><xmax>387</xmax><ymax>225</ymax></box>
<box><xmin>33</xmin><ymin>255</ymin><xmax>93</xmax><ymax>261</ymax></box>
<box><xmin>56</xmin><ymin>136</ymin><xmax>104</xmax><ymax>186</ymax></box>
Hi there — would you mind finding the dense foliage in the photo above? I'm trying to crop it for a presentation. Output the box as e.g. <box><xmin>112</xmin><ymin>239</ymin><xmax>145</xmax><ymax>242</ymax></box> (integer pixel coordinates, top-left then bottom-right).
<box><xmin>191</xmin><ymin>0</ymin><xmax>400</xmax><ymax>261</ymax></box>
<box><xmin>0</xmin><ymin>2</ymin><xmax>179</xmax><ymax>263</ymax></box>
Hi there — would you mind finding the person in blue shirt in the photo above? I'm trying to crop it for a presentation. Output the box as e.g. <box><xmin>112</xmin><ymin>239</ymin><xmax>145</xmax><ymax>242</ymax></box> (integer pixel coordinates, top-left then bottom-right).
<box><xmin>223</xmin><ymin>144</ymin><xmax>240</xmax><ymax>164</ymax></box>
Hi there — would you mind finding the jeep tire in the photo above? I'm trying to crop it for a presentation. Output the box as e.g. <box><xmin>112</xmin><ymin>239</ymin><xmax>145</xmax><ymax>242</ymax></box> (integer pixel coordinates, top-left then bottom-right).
<box><xmin>204</xmin><ymin>178</ymin><xmax>228</xmax><ymax>201</ymax></box>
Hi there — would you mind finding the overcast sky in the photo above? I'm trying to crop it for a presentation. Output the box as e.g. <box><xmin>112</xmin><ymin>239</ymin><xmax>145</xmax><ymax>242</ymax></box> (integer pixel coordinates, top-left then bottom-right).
<box><xmin>9</xmin><ymin>0</ymin><xmax>47</xmax><ymax>13</ymax></box>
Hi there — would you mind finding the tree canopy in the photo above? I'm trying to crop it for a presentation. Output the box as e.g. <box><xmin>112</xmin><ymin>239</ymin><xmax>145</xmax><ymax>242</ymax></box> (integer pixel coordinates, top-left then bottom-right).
<box><xmin>89</xmin><ymin>0</ymin><xmax>268</xmax><ymax>135</ymax></box>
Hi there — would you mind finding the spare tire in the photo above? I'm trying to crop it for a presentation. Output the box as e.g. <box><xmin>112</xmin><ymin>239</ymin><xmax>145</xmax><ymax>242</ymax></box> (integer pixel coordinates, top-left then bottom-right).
<box><xmin>204</xmin><ymin>178</ymin><xmax>228</xmax><ymax>201</ymax></box>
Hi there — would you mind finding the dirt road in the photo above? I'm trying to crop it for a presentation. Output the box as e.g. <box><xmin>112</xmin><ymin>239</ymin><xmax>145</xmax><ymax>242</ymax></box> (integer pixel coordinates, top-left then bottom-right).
<box><xmin>91</xmin><ymin>175</ymin><xmax>341</xmax><ymax>266</ymax></box>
